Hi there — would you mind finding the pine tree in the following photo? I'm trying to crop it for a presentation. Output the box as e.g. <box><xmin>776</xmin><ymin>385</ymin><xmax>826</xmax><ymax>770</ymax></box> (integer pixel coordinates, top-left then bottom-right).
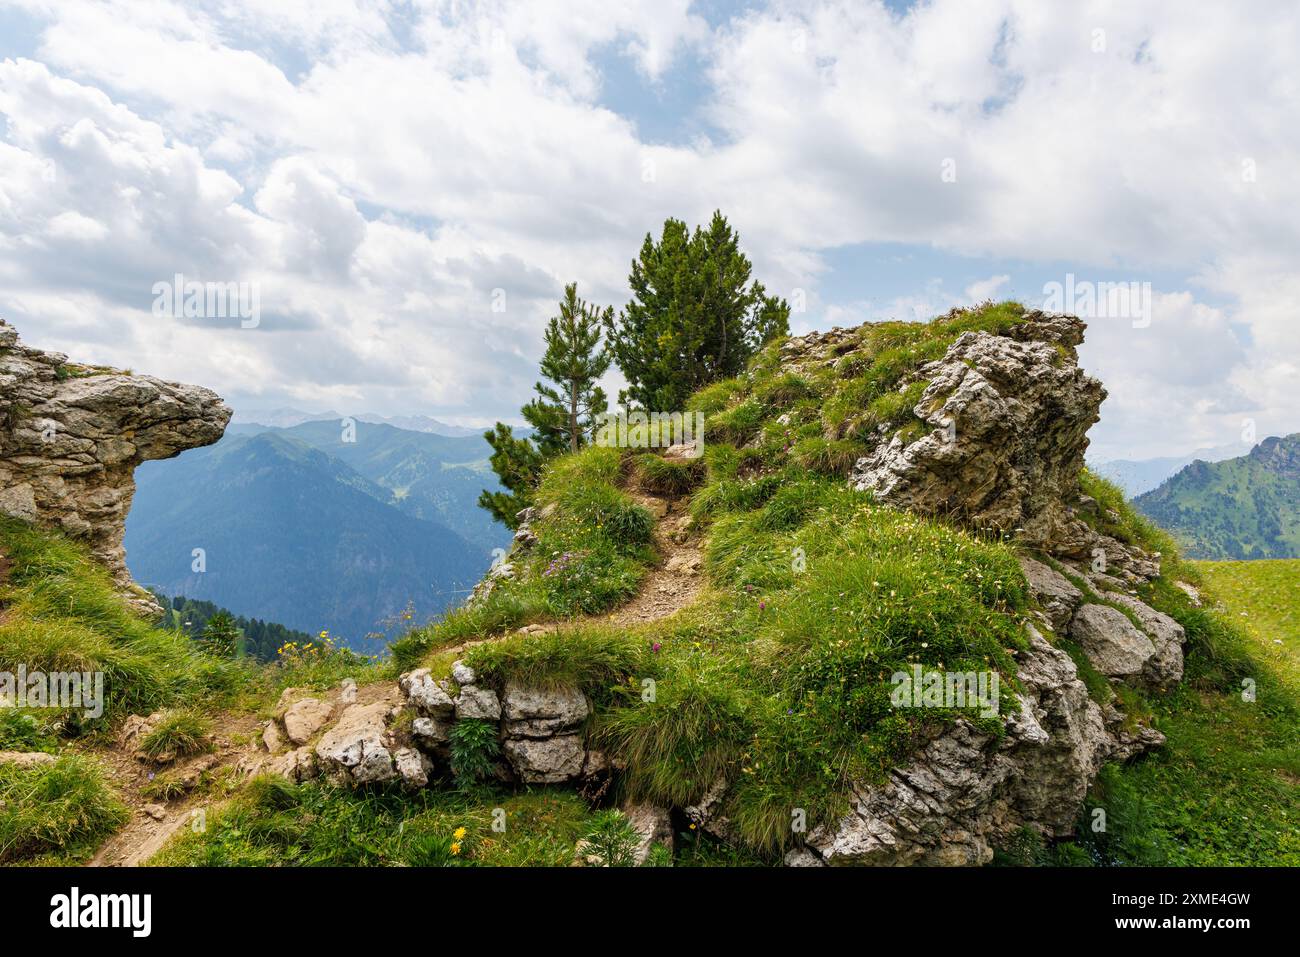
<box><xmin>606</xmin><ymin>211</ymin><xmax>790</xmax><ymax>411</ymax></box>
<box><xmin>479</xmin><ymin>283</ymin><xmax>613</xmax><ymax>528</ymax></box>
<box><xmin>477</xmin><ymin>422</ymin><xmax>545</xmax><ymax>529</ymax></box>
<box><xmin>200</xmin><ymin>610</ymin><xmax>242</xmax><ymax>658</ymax></box>
<box><xmin>524</xmin><ymin>283</ymin><xmax>612</xmax><ymax>454</ymax></box>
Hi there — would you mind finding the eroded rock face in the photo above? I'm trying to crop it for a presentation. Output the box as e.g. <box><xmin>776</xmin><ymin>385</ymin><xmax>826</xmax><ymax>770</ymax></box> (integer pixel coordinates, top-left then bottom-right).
<box><xmin>0</xmin><ymin>318</ymin><xmax>230</xmax><ymax>607</ymax></box>
<box><xmin>501</xmin><ymin>681</ymin><xmax>589</xmax><ymax>738</ymax></box>
<box><xmin>835</xmin><ymin>311</ymin><xmax>1159</xmax><ymax>584</ymax></box>
<box><xmin>1019</xmin><ymin>556</ymin><xmax>1083</xmax><ymax>633</ymax></box>
<box><xmin>1106</xmin><ymin>594</ymin><xmax>1185</xmax><ymax>688</ymax></box>
<box><xmin>1070</xmin><ymin>604</ymin><xmax>1155</xmax><ymax>678</ymax></box>
<box><xmin>850</xmin><ymin>314</ymin><xmax>1101</xmax><ymax>548</ymax></box>
<box><xmin>792</xmin><ymin>627</ymin><xmax>1113</xmax><ymax>866</ymax></box>
<box><xmin>503</xmin><ymin>735</ymin><xmax>586</xmax><ymax>784</ymax></box>
<box><xmin>314</xmin><ymin>702</ymin><xmax>397</xmax><ymax>785</ymax></box>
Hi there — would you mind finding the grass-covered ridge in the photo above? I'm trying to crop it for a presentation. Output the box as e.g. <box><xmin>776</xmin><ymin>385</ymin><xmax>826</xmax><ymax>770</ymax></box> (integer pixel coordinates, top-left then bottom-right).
<box><xmin>400</xmin><ymin>303</ymin><xmax>1041</xmax><ymax>855</ymax></box>
<box><xmin>396</xmin><ymin>301</ymin><xmax>1299</xmax><ymax>864</ymax></box>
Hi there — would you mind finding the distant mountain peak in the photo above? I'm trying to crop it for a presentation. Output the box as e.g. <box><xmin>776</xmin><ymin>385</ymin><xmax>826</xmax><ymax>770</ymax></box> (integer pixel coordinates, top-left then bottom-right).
<box><xmin>1133</xmin><ymin>433</ymin><xmax>1300</xmax><ymax>560</ymax></box>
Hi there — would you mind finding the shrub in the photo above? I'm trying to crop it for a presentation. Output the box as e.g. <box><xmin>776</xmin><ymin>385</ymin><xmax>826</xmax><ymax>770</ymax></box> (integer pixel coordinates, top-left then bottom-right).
<box><xmin>449</xmin><ymin>719</ymin><xmax>501</xmax><ymax>785</ymax></box>
<box><xmin>579</xmin><ymin>810</ymin><xmax>640</xmax><ymax>867</ymax></box>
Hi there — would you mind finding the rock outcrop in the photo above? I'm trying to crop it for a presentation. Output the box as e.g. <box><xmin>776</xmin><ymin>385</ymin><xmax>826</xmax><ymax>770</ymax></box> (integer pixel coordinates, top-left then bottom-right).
<box><xmin>247</xmin><ymin>308</ymin><xmax>1187</xmax><ymax>870</ymax></box>
<box><xmin>712</xmin><ymin>310</ymin><xmax>1185</xmax><ymax>865</ymax></box>
<box><xmin>851</xmin><ymin>314</ymin><xmax>1101</xmax><ymax>548</ymax></box>
<box><xmin>843</xmin><ymin>311</ymin><xmax>1156</xmax><ymax>583</ymax></box>
<box><xmin>773</xmin><ymin>627</ymin><xmax>1111</xmax><ymax>866</ymax></box>
<box><xmin>0</xmin><ymin>318</ymin><xmax>230</xmax><ymax>610</ymax></box>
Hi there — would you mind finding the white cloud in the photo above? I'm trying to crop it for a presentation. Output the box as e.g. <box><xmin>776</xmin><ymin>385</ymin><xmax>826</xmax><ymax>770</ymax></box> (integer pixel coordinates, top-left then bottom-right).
<box><xmin>0</xmin><ymin>0</ymin><xmax>1295</xmax><ymax>459</ymax></box>
<box><xmin>965</xmin><ymin>274</ymin><xmax>1010</xmax><ymax>303</ymax></box>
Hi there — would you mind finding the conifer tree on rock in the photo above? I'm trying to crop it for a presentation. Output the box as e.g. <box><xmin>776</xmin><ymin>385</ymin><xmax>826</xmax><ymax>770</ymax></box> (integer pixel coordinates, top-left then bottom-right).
<box><xmin>522</xmin><ymin>282</ymin><xmax>612</xmax><ymax>455</ymax></box>
<box><xmin>606</xmin><ymin>211</ymin><xmax>791</xmax><ymax>412</ymax></box>
<box><xmin>479</xmin><ymin>283</ymin><xmax>613</xmax><ymax>528</ymax></box>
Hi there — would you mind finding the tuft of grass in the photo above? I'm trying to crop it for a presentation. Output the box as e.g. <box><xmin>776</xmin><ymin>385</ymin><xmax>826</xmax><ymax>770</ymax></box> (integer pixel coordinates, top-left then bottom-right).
<box><xmin>0</xmin><ymin>754</ymin><xmax>129</xmax><ymax>864</ymax></box>
<box><xmin>634</xmin><ymin>453</ymin><xmax>705</xmax><ymax>495</ymax></box>
<box><xmin>466</xmin><ymin>626</ymin><xmax>650</xmax><ymax>704</ymax></box>
<box><xmin>139</xmin><ymin>710</ymin><xmax>212</xmax><ymax>761</ymax></box>
<box><xmin>1078</xmin><ymin>468</ymin><xmax>1178</xmax><ymax>558</ymax></box>
<box><xmin>708</xmin><ymin>399</ymin><xmax>766</xmax><ymax>446</ymax></box>
<box><xmin>789</xmin><ymin>436</ymin><xmax>868</xmax><ymax>477</ymax></box>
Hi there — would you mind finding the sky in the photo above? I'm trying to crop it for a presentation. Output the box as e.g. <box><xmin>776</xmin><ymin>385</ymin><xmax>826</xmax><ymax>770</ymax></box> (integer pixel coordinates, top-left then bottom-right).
<box><xmin>0</xmin><ymin>0</ymin><xmax>1295</xmax><ymax>462</ymax></box>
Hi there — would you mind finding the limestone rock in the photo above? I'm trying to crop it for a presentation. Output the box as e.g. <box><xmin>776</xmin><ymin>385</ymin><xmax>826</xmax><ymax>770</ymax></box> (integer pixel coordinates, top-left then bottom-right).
<box><xmin>281</xmin><ymin>698</ymin><xmax>334</xmax><ymax>745</ymax></box>
<box><xmin>0</xmin><ymin>750</ymin><xmax>57</xmax><ymax>768</ymax></box>
<box><xmin>261</xmin><ymin>720</ymin><xmax>284</xmax><ymax>754</ymax></box>
<box><xmin>339</xmin><ymin>678</ymin><xmax>358</xmax><ymax>705</ymax></box>
<box><xmin>451</xmin><ymin>660</ymin><xmax>477</xmax><ymax>686</ymax></box>
<box><xmin>503</xmin><ymin>734</ymin><xmax>585</xmax><ymax>784</ymax></box>
<box><xmin>314</xmin><ymin>702</ymin><xmax>396</xmax><ymax>785</ymax></box>
<box><xmin>1069</xmin><ymin>603</ymin><xmax>1155</xmax><ymax>678</ymax></box>
<box><xmin>0</xmin><ymin>318</ymin><xmax>230</xmax><ymax>600</ymax></box>
<box><xmin>684</xmin><ymin>776</ymin><xmax>738</xmax><ymax>844</ymax></box>
<box><xmin>1019</xmin><ymin>556</ymin><xmax>1083</xmax><ymax>633</ymax></box>
<box><xmin>849</xmin><ymin>313</ymin><xmax>1103</xmax><ymax>548</ymax></box>
<box><xmin>798</xmin><ymin>626</ymin><xmax>1111</xmax><ymax>866</ymax></box>
<box><xmin>393</xmin><ymin>747</ymin><xmax>433</xmax><ymax>789</ymax></box>
<box><xmin>399</xmin><ymin>669</ymin><xmax>455</xmax><ymax>718</ymax></box>
<box><xmin>268</xmin><ymin>746</ymin><xmax>317</xmax><ymax>783</ymax></box>
<box><xmin>455</xmin><ymin>685</ymin><xmax>501</xmax><ymax>722</ymax></box>
<box><xmin>1106</xmin><ymin>594</ymin><xmax>1185</xmax><ymax>687</ymax></box>
<box><xmin>501</xmin><ymin>681</ymin><xmax>589</xmax><ymax>738</ymax></box>
<box><xmin>412</xmin><ymin>716</ymin><xmax>452</xmax><ymax>749</ymax></box>
<box><xmin>623</xmin><ymin>803</ymin><xmax>673</xmax><ymax>865</ymax></box>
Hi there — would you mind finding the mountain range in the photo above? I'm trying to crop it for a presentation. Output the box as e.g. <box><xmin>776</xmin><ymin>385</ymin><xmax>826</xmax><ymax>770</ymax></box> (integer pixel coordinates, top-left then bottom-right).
<box><xmin>1133</xmin><ymin>434</ymin><xmax>1300</xmax><ymax>559</ymax></box>
<box><xmin>124</xmin><ymin>420</ymin><xmax>511</xmax><ymax>649</ymax></box>
<box><xmin>231</xmin><ymin>407</ymin><xmax>485</xmax><ymax>437</ymax></box>
<box><xmin>1091</xmin><ymin>441</ymin><xmax>1248</xmax><ymax>497</ymax></box>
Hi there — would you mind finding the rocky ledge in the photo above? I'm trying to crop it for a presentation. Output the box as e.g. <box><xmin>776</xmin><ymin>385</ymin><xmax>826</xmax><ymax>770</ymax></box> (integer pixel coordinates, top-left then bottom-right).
<box><xmin>0</xmin><ymin>318</ymin><xmax>230</xmax><ymax>610</ymax></box>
